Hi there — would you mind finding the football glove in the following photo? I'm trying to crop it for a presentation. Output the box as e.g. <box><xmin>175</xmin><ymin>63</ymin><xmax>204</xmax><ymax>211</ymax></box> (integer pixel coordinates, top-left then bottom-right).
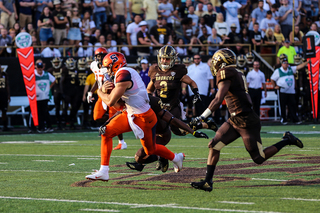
<box><xmin>99</xmin><ymin>125</ymin><xmax>106</xmax><ymax>136</ymax></box>
<box><xmin>87</xmin><ymin>92</ymin><xmax>93</xmax><ymax>103</ymax></box>
<box><xmin>189</xmin><ymin>116</ymin><xmax>205</xmax><ymax>128</ymax></box>
<box><xmin>192</xmin><ymin>88</ymin><xmax>202</xmax><ymax>104</ymax></box>
<box><xmin>193</xmin><ymin>131</ymin><xmax>209</xmax><ymax>139</ymax></box>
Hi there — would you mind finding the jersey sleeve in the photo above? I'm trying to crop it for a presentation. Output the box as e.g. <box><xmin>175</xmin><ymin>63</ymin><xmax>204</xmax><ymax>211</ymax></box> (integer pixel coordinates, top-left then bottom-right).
<box><xmin>216</xmin><ymin>67</ymin><xmax>236</xmax><ymax>84</ymax></box>
<box><xmin>148</xmin><ymin>64</ymin><xmax>157</xmax><ymax>78</ymax></box>
<box><xmin>115</xmin><ymin>70</ymin><xmax>131</xmax><ymax>83</ymax></box>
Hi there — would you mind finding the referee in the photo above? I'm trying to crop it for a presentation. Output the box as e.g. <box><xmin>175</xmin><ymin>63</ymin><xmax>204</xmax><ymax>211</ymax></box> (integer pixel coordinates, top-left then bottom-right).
<box><xmin>246</xmin><ymin>61</ymin><xmax>267</xmax><ymax>116</ymax></box>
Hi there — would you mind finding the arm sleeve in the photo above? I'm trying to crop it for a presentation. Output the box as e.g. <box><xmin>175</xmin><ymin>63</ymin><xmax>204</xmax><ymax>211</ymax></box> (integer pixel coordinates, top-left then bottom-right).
<box><xmin>115</xmin><ymin>70</ymin><xmax>131</xmax><ymax>83</ymax></box>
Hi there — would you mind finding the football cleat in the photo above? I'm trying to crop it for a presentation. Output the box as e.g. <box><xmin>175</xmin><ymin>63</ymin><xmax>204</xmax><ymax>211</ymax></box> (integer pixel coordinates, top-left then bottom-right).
<box><xmin>282</xmin><ymin>131</ymin><xmax>303</xmax><ymax>148</ymax></box>
<box><xmin>155</xmin><ymin>161</ymin><xmax>161</xmax><ymax>170</ymax></box>
<box><xmin>85</xmin><ymin>170</ymin><xmax>109</xmax><ymax>181</ymax></box>
<box><xmin>126</xmin><ymin>162</ymin><xmax>145</xmax><ymax>172</ymax></box>
<box><xmin>159</xmin><ymin>157</ymin><xmax>169</xmax><ymax>173</ymax></box>
<box><xmin>190</xmin><ymin>179</ymin><xmax>213</xmax><ymax>192</ymax></box>
<box><xmin>113</xmin><ymin>142</ymin><xmax>127</xmax><ymax>150</ymax></box>
<box><xmin>173</xmin><ymin>153</ymin><xmax>185</xmax><ymax>173</ymax></box>
<box><xmin>205</xmin><ymin>117</ymin><xmax>218</xmax><ymax>132</ymax></box>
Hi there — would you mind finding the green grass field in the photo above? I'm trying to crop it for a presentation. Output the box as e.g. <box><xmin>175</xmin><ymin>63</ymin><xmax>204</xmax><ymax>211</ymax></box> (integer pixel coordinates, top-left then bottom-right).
<box><xmin>1</xmin><ymin>124</ymin><xmax>320</xmax><ymax>213</ymax></box>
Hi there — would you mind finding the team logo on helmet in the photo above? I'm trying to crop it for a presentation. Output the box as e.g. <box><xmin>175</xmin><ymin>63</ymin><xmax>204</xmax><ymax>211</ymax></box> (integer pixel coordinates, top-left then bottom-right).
<box><xmin>157</xmin><ymin>45</ymin><xmax>177</xmax><ymax>70</ymax></box>
<box><xmin>210</xmin><ymin>48</ymin><xmax>236</xmax><ymax>76</ymax></box>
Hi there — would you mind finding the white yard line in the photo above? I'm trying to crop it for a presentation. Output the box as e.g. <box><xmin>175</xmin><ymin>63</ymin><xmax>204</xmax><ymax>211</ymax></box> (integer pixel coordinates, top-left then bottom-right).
<box><xmin>216</xmin><ymin>201</ymin><xmax>254</xmax><ymax>205</ymax></box>
<box><xmin>80</xmin><ymin>209</ymin><xmax>120</xmax><ymax>212</ymax></box>
<box><xmin>282</xmin><ymin>198</ymin><xmax>320</xmax><ymax>202</ymax></box>
<box><xmin>251</xmin><ymin>178</ymin><xmax>287</xmax><ymax>182</ymax></box>
<box><xmin>0</xmin><ymin>196</ymin><xmax>284</xmax><ymax>213</ymax></box>
<box><xmin>0</xmin><ymin>162</ymin><xmax>8</xmax><ymax>164</ymax></box>
<box><xmin>32</xmin><ymin>160</ymin><xmax>55</xmax><ymax>162</ymax></box>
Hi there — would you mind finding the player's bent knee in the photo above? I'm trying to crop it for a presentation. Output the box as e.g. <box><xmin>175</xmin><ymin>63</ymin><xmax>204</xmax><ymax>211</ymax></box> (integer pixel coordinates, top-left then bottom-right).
<box><xmin>250</xmin><ymin>152</ymin><xmax>265</xmax><ymax>164</ymax></box>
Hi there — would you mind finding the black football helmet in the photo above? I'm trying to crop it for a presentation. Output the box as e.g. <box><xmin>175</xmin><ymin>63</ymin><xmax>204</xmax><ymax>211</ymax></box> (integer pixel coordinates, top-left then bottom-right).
<box><xmin>237</xmin><ymin>54</ymin><xmax>246</xmax><ymax>68</ymax></box>
<box><xmin>294</xmin><ymin>54</ymin><xmax>303</xmax><ymax>64</ymax></box>
<box><xmin>279</xmin><ymin>53</ymin><xmax>288</xmax><ymax>64</ymax></box>
<box><xmin>86</xmin><ymin>56</ymin><xmax>93</xmax><ymax>68</ymax></box>
<box><xmin>51</xmin><ymin>57</ymin><xmax>62</xmax><ymax>69</ymax></box>
<box><xmin>182</xmin><ymin>57</ymin><xmax>193</xmax><ymax>65</ymax></box>
<box><xmin>65</xmin><ymin>58</ymin><xmax>76</xmax><ymax>70</ymax></box>
<box><xmin>210</xmin><ymin>48</ymin><xmax>236</xmax><ymax>76</ymax></box>
<box><xmin>157</xmin><ymin>45</ymin><xmax>177</xmax><ymax>70</ymax></box>
<box><xmin>78</xmin><ymin>58</ymin><xmax>87</xmax><ymax>71</ymax></box>
<box><xmin>245</xmin><ymin>52</ymin><xmax>255</xmax><ymax>65</ymax></box>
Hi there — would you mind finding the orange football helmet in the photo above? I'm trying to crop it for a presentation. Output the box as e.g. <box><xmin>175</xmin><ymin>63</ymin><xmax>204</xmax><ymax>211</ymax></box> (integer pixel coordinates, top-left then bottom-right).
<box><xmin>94</xmin><ymin>47</ymin><xmax>108</xmax><ymax>62</ymax></box>
<box><xmin>102</xmin><ymin>52</ymin><xmax>127</xmax><ymax>75</ymax></box>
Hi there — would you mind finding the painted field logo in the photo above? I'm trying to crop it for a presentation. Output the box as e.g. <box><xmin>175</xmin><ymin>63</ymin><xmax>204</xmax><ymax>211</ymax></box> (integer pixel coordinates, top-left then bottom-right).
<box><xmin>16</xmin><ymin>32</ymin><xmax>32</xmax><ymax>48</ymax></box>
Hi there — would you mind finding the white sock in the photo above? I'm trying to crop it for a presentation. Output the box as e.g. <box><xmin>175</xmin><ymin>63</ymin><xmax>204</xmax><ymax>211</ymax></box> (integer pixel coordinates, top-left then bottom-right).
<box><xmin>99</xmin><ymin>165</ymin><xmax>109</xmax><ymax>173</ymax></box>
<box><xmin>172</xmin><ymin>154</ymin><xmax>179</xmax><ymax>163</ymax></box>
<box><xmin>119</xmin><ymin>139</ymin><xmax>125</xmax><ymax>145</ymax></box>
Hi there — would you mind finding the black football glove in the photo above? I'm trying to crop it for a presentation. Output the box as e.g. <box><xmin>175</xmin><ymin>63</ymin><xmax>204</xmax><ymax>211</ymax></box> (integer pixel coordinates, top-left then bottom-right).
<box><xmin>99</xmin><ymin>126</ymin><xmax>106</xmax><ymax>136</ymax></box>
<box><xmin>193</xmin><ymin>131</ymin><xmax>209</xmax><ymax>139</ymax></box>
<box><xmin>189</xmin><ymin>116</ymin><xmax>205</xmax><ymax>129</ymax></box>
<box><xmin>192</xmin><ymin>88</ymin><xmax>202</xmax><ymax>104</ymax></box>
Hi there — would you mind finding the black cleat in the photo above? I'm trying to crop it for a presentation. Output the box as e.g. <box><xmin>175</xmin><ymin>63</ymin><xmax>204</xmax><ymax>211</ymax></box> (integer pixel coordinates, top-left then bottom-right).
<box><xmin>205</xmin><ymin>118</ymin><xmax>218</xmax><ymax>132</ymax></box>
<box><xmin>190</xmin><ymin>180</ymin><xmax>213</xmax><ymax>192</ymax></box>
<box><xmin>158</xmin><ymin>157</ymin><xmax>169</xmax><ymax>172</ymax></box>
<box><xmin>155</xmin><ymin>161</ymin><xmax>161</xmax><ymax>170</ymax></box>
<box><xmin>126</xmin><ymin>162</ymin><xmax>145</xmax><ymax>172</ymax></box>
<box><xmin>283</xmin><ymin>131</ymin><xmax>303</xmax><ymax>148</ymax></box>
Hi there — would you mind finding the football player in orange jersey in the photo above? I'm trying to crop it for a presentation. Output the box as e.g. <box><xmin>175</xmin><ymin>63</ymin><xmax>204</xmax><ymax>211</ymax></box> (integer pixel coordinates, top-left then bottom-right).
<box><xmin>88</xmin><ymin>47</ymin><xmax>127</xmax><ymax>149</ymax></box>
<box><xmin>85</xmin><ymin>52</ymin><xmax>186</xmax><ymax>181</ymax></box>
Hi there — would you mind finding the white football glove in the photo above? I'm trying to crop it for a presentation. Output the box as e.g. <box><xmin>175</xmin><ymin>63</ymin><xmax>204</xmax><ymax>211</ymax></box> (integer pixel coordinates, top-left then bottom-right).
<box><xmin>87</xmin><ymin>92</ymin><xmax>93</xmax><ymax>103</ymax></box>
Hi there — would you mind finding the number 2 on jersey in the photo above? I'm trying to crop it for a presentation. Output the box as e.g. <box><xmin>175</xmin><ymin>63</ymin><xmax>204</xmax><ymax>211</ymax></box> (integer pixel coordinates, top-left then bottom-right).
<box><xmin>159</xmin><ymin>81</ymin><xmax>167</xmax><ymax>98</ymax></box>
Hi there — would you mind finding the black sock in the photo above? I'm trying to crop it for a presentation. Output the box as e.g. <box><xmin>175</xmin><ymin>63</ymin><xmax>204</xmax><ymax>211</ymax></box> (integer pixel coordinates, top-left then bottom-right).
<box><xmin>143</xmin><ymin>155</ymin><xmax>159</xmax><ymax>164</ymax></box>
<box><xmin>273</xmin><ymin>140</ymin><xmax>289</xmax><ymax>151</ymax></box>
<box><xmin>205</xmin><ymin>165</ymin><xmax>216</xmax><ymax>182</ymax></box>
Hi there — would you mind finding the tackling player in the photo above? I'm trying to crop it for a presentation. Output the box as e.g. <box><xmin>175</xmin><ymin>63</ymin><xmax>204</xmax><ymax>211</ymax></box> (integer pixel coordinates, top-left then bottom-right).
<box><xmin>189</xmin><ymin>48</ymin><xmax>304</xmax><ymax>192</ymax></box>
<box><xmin>88</xmin><ymin>47</ymin><xmax>126</xmax><ymax>149</ymax></box>
<box><xmin>85</xmin><ymin>52</ymin><xmax>185</xmax><ymax>181</ymax></box>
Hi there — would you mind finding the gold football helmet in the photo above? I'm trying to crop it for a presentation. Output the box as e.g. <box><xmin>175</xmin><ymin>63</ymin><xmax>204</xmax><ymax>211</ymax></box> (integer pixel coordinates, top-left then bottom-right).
<box><xmin>86</xmin><ymin>56</ymin><xmax>93</xmax><ymax>68</ymax></box>
<box><xmin>78</xmin><ymin>58</ymin><xmax>87</xmax><ymax>70</ymax></box>
<box><xmin>65</xmin><ymin>58</ymin><xmax>76</xmax><ymax>70</ymax></box>
<box><xmin>210</xmin><ymin>48</ymin><xmax>236</xmax><ymax>76</ymax></box>
<box><xmin>51</xmin><ymin>57</ymin><xmax>63</xmax><ymax>69</ymax></box>
<box><xmin>175</xmin><ymin>57</ymin><xmax>181</xmax><ymax>64</ymax></box>
<box><xmin>245</xmin><ymin>52</ymin><xmax>255</xmax><ymax>65</ymax></box>
<box><xmin>294</xmin><ymin>54</ymin><xmax>303</xmax><ymax>64</ymax></box>
<box><xmin>157</xmin><ymin>45</ymin><xmax>177</xmax><ymax>70</ymax></box>
<box><xmin>237</xmin><ymin>54</ymin><xmax>246</xmax><ymax>68</ymax></box>
<box><xmin>279</xmin><ymin>53</ymin><xmax>288</xmax><ymax>64</ymax></box>
<box><xmin>182</xmin><ymin>57</ymin><xmax>193</xmax><ymax>64</ymax></box>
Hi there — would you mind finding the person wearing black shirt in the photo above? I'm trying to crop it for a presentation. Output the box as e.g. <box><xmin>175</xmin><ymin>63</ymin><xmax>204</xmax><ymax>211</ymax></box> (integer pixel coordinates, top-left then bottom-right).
<box><xmin>137</xmin><ymin>21</ymin><xmax>152</xmax><ymax>56</ymax></box>
<box><xmin>250</xmin><ymin>22</ymin><xmax>262</xmax><ymax>53</ymax></box>
<box><xmin>150</xmin><ymin>15</ymin><xmax>173</xmax><ymax>55</ymax></box>
<box><xmin>52</xmin><ymin>1</ymin><xmax>68</xmax><ymax>45</ymax></box>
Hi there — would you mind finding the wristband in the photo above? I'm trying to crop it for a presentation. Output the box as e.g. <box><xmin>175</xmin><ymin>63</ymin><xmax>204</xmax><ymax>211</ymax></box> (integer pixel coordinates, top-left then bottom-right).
<box><xmin>201</xmin><ymin>108</ymin><xmax>212</xmax><ymax>119</ymax></box>
<box><xmin>192</xmin><ymin>131</ymin><xmax>196</xmax><ymax>136</ymax></box>
<box><xmin>88</xmin><ymin>91</ymin><xmax>92</xmax><ymax>96</ymax></box>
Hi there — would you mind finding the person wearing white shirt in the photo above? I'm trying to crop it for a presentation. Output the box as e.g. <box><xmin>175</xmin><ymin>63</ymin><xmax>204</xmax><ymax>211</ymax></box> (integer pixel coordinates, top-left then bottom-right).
<box><xmin>126</xmin><ymin>15</ymin><xmax>142</xmax><ymax>54</ymax></box>
<box><xmin>270</xmin><ymin>57</ymin><xmax>308</xmax><ymax>124</ymax></box>
<box><xmin>246</xmin><ymin>61</ymin><xmax>266</xmax><ymax>117</ymax></box>
<box><xmin>260</xmin><ymin>10</ymin><xmax>278</xmax><ymax>37</ymax></box>
<box><xmin>184</xmin><ymin>55</ymin><xmax>214</xmax><ymax>116</ymax></box>
<box><xmin>41</xmin><ymin>37</ymin><xmax>61</xmax><ymax>57</ymax></box>
<box><xmin>223</xmin><ymin>0</ymin><xmax>245</xmax><ymax>33</ymax></box>
<box><xmin>77</xmin><ymin>34</ymin><xmax>93</xmax><ymax>57</ymax></box>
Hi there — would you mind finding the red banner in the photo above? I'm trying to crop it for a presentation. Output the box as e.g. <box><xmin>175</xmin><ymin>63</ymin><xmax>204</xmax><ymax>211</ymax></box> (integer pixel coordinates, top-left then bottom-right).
<box><xmin>308</xmin><ymin>46</ymin><xmax>320</xmax><ymax>119</ymax></box>
<box><xmin>17</xmin><ymin>47</ymin><xmax>38</xmax><ymax>126</ymax></box>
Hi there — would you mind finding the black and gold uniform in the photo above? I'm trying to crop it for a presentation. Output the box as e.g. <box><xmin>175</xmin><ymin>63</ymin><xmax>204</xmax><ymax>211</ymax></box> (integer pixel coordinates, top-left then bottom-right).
<box><xmin>0</xmin><ymin>66</ymin><xmax>10</xmax><ymax>131</ymax></box>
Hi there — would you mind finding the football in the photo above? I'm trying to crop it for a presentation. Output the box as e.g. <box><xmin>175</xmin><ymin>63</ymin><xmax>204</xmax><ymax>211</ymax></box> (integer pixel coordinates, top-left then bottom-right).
<box><xmin>106</xmin><ymin>83</ymin><xmax>115</xmax><ymax>94</ymax></box>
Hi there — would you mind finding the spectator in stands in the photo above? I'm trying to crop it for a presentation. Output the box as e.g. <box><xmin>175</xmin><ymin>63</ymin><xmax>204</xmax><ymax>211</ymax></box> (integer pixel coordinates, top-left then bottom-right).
<box><xmin>185</xmin><ymin>54</ymin><xmax>213</xmax><ymax>116</ymax></box>
<box><xmin>181</xmin><ymin>17</ymin><xmax>193</xmax><ymax>43</ymax></box>
<box><xmin>58</xmin><ymin>38</ymin><xmax>73</xmax><ymax>57</ymax></box>
<box><xmin>136</xmin><ymin>21</ymin><xmax>152</xmax><ymax>57</ymax></box>
<box><xmin>82</xmin><ymin>0</ymin><xmax>93</xmax><ymax>15</ymax></box>
<box><xmin>187</xmin><ymin>5</ymin><xmax>199</xmax><ymax>35</ymax></box>
<box><xmin>81</xmin><ymin>11</ymin><xmax>96</xmax><ymax>35</ymax></box>
<box><xmin>262</xmin><ymin>0</ymin><xmax>275</xmax><ymax>11</ymax></box>
<box><xmin>0</xmin><ymin>62</ymin><xmax>10</xmax><ymax>131</ymax></box>
<box><xmin>101</xmin><ymin>22</ymin><xmax>111</xmax><ymax>37</ymax></box>
<box><xmin>250</xmin><ymin>22</ymin><xmax>263</xmax><ymax>53</ymax></box>
<box><xmin>158</xmin><ymin>0</ymin><xmax>174</xmax><ymax>30</ymax></box>
<box><xmin>202</xmin><ymin>3</ymin><xmax>217</xmax><ymax>28</ymax></box>
<box><xmin>67</xmin><ymin>7</ymin><xmax>81</xmax><ymax>46</ymax></box>
<box><xmin>249</xmin><ymin>0</ymin><xmax>267</xmax><ymax>31</ymax></box>
<box><xmin>38</xmin><ymin>6</ymin><xmax>53</xmax><ymax>47</ymax></box>
<box><xmin>260</xmin><ymin>10</ymin><xmax>278</xmax><ymax>37</ymax></box>
<box><xmin>227</xmin><ymin>23</ymin><xmax>241</xmax><ymax>44</ymax></box>
<box><xmin>240</xmin><ymin>27</ymin><xmax>250</xmax><ymax>53</ymax></box>
<box><xmin>310</xmin><ymin>4</ymin><xmax>319</xmax><ymax>21</ymax></box>
<box><xmin>274</xmin><ymin>24</ymin><xmax>285</xmax><ymax>44</ymax></box>
<box><xmin>289</xmin><ymin>25</ymin><xmax>303</xmax><ymax>53</ymax></box>
<box><xmin>32</xmin><ymin>35</ymin><xmax>41</xmax><ymax>57</ymax></box>
<box><xmin>0</xmin><ymin>28</ymin><xmax>12</xmax><ymax>57</ymax></box>
<box><xmin>175</xmin><ymin>37</ymin><xmax>187</xmax><ymax>55</ymax></box>
<box><xmin>90</xmin><ymin>28</ymin><xmax>100</xmax><ymax>44</ymax></box>
<box><xmin>29</xmin><ymin>60</ymin><xmax>55</xmax><ymax>133</ymax></box>
<box><xmin>110</xmin><ymin>23</ymin><xmax>120</xmax><ymax>43</ymax></box>
<box><xmin>199</xmin><ymin>26</ymin><xmax>210</xmax><ymax>52</ymax></box>
<box><xmin>198</xmin><ymin>17</ymin><xmax>212</xmax><ymax>38</ymax></box>
<box><xmin>13</xmin><ymin>22</ymin><xmax>20</xmax><ymax>34</ymax></box>
<box><xmin>77</xmin><ymin>33</ymin><xmax>93</xmax><ymax>57</ymax></box>
<box><xmin>93</xmin><ymin>0</ymin><xmax>108</xmax><ymax>30</ymax></box>
<box><xmin>223</xmin><ymin>0</ymin><xmax>245</xmax><ymax>34</ymax></box>
<box><xmin>246</xmin><ymin>60</ymin><xmax>267</xmax><ymax>116</ymax></box>
<box><xmin>240</xmin><ymin>12</ymin><xmax>249</xmax><ymax>29</ymax></box>
<box><xmin>18</xmin><ymin>0</ymin><xmax>35</xmax><ymax>29</ymax></box>
<box><xmin>139</xmin><ymin>58</ymin><xmax>150</xmax><ymax>87</ymax></box>
<box><xmin>208</xmin><ymin>27</ymin><xmax>225</xmax><ymax>55</ymax></box>
<box><xmin>214</xmin><ymin>12</ymin><xmax>229</xmax><ymax>39</ymax></box>
<box><xmin>270</xmin><ymin>4</ymin><xmax>279</xmax><ymax>22</ymax></box>
<box><xmin>126</xmin><ymin>15</ymin><xmax>141</xmax><ymax>55</ymax></box>
<box><xmin>237</xmin><ymin>0</ymin><xmax>250</xmax><ymax>17</ymax></box>
<box><xmin>263</xmin><ymin>28</ymin><xmax>278</xmax><ymax>53</ymax></box>
<box><xmin>142</xmin><ymin>0</ymin><xmax>158</xmax><ymax>30</ymax></box>
<box><xmin>52</xmin><ymin>0</ymin><xmax>68</xmax><ymax>45</ymax></box>
<box><xmin>176</xmin><ymin>0</ymin><xmax>191</xmax><ymax>20</ymax></box>
<box><xmin>118</xmin><ymin>23</ymin><xmax>128</xmax><ymax>44</ymax></box>
<box><xmin>0</xmin><ymin>0</ymin><xmax>18</xmax><ymax>29</ymax></box>
<box><xmin>150</xmin><ymin>15</ymin><xmax>173</xmax><ymax>55</ymax></box>
<box><xmin>271</xmin><ymin>57</ymin><xmax>308</xmax><ymax>125</ymax></box>
<box><xmin>301</xmin><ymin>0</ymin><xmax>312</xmax><ymax>23</ymax></box>
<box><xmin>111</xmin><ymin>0</ymin><xmax>127</xmax><ymax>24</ymax></box>
<box><xmin>34</xmin><ymin>0</ymin><xmax>53</xmax><ymax>30</ymax></box>
<box><xmin>94</xmin><ymin>34</ymin><xmax>106</xmax><ymax>51</ymax></box>
<box><xmin>311</xmin><ymin>0</ymin><xmax>320</xmax><ymax>19</ymax></box>
<box><xmin>187</xmin><ymin>35</ymin><xmax>202</xmax><ymax>55</ymax></box>
<box><xmin>279</xmin><ymin>0</ymin><xmax>300</xmax><ymax>39</ymax></box>
<box><xmin>195</xmin><ymin>3</ymin><xmax>207</xmax><ymax>18</ymax></box>
<box><xmin>41</xmin><ymin>37</ymin><xmax>62</xmax><ymax>57</ymax></box>
<box><xmin>276</xmin><ymin>38</ymin><xmax>296</xmax><ymax>64</ymax></box>
<box><xmin>129</xmin><ymin>0</ymin><xmax>143</xmax><ymax>20</ymax></box>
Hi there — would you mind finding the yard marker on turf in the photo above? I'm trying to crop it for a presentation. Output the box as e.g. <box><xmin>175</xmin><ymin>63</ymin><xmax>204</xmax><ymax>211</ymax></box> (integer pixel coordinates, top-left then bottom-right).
<box><xmin>0</xmin><ymin>196</ymin><xmax>285</xmax><ymax>213</ymax></box>
<box><xmin>80</xmin><ymin>209</ymin><xmax>120</xmax><ymax>212</ymax></box>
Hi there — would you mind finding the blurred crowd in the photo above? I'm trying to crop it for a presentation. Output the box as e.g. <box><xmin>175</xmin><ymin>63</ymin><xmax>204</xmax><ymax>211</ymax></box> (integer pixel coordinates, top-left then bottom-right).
<box><xmin>0</xmin><ymin>0</ymin><xmax>320</xmax><ymax>57</ymax></box>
